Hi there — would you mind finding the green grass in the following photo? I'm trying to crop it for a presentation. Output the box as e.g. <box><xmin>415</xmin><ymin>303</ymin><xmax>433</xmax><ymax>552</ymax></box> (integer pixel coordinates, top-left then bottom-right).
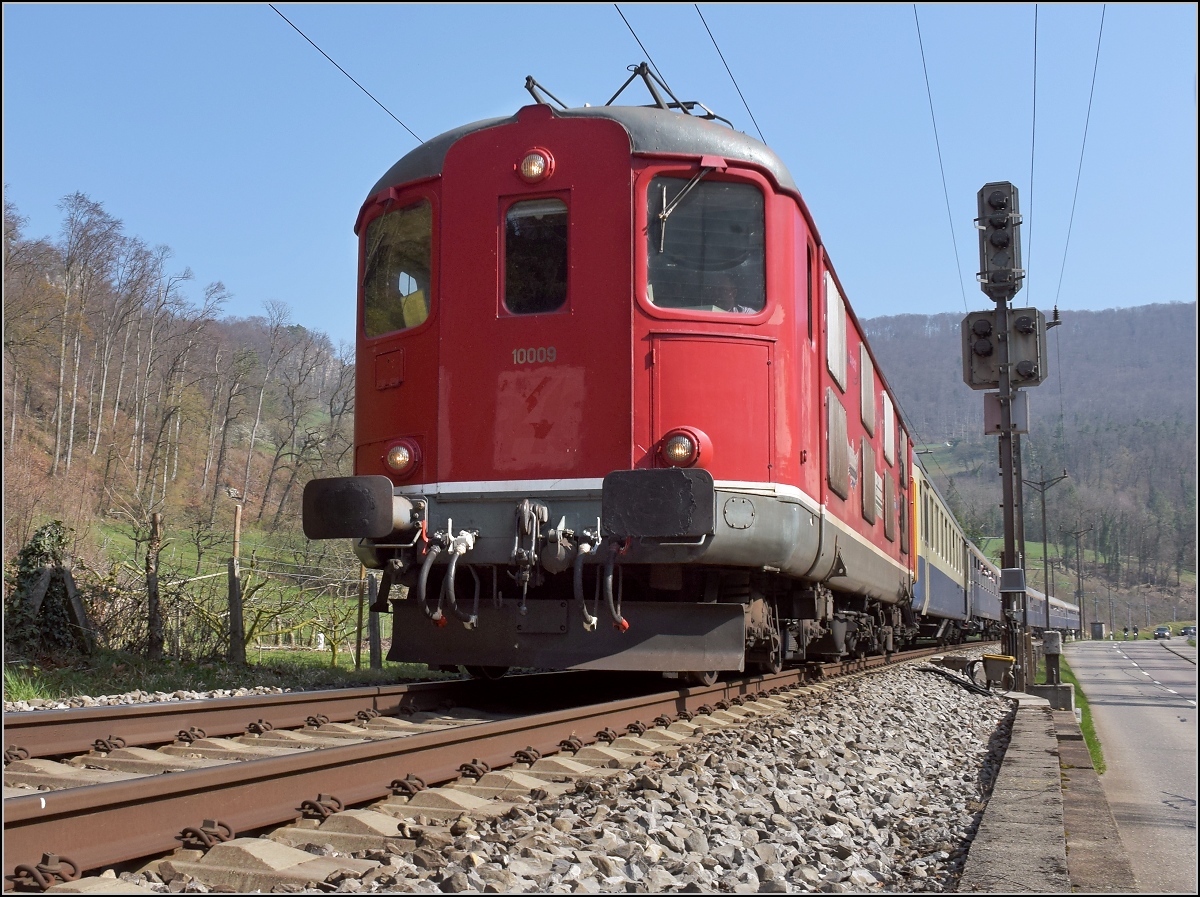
<box><xmin>1058</xmin><ymin>654</ymin><xmax>1105</xmax><ymax>774</ymax></box>
<box><xmin>4</xmin><ymin>648</ymin><xmax>454</xmax><ymax>704</ymax></box>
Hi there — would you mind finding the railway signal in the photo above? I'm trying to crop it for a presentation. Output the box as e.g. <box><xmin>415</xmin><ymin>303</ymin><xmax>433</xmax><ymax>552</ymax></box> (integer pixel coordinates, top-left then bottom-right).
<box><xmin>961</xmin><ymin>307</ymin><xmax>1048</xmax><ymax>390</ymax></box>
<box><xmin>967</xmin><ymin>180</ymin><xmax>1031</xmax><ymax>682</ymax></box>
<box><xmin>976</xmin><ymin>181</ymin><xmax>1023</xmax><ymax>300</ymax></box>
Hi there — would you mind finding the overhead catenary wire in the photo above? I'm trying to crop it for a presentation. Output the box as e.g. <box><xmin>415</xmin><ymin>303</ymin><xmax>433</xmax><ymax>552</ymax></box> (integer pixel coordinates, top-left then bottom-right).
<box><xmin>1027</xmin><ymin>5</ymin><xmax>1039</xmax><ymax>301</ymax></box>
<box><xmin>694</xmin><ymin>4</ymin><xmax>766</xmax><ymax>143</ymax></box>
<box><xmin>1053</xmin><ymin>6</ymin><xmax>1106</xmax><ymax>308</ymax></box>
<box><xmin>912</xmin><ymin>5</ymin><xmax>969</xmax><ymax>314</ymax></box>
<box><xmin>614</xmin><ymin>4</ymin><xmax>679</xmax><ymax>102</ymax></box>
<box><xmin>1049</xmin><ymin>6</ymin><xmax>1105</xmax><ymax>478</ymax></box>
<box><xmin>269</xmin><ymin>4</ymin><xmax>422</xmax><ymax>144</ymax></box>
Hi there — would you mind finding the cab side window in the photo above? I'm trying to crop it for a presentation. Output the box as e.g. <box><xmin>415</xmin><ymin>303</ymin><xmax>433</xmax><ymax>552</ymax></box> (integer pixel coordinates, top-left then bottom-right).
<box><xmin>646</xmin><ymin>176</ymin><xmax>765</xmax><ymax>314</ymax></box>
<box><xmin>505</xmin><ymin>199</ymin><xmax>568</xmax><ymax>315</ymax></box>
<box><xmin>362</xmin><ymin>200</ymin><xmax>432</xmax><ymax>337</ymax></box>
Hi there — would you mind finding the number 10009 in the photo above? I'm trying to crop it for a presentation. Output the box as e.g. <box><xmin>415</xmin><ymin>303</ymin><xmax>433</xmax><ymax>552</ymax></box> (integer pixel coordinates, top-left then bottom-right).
<box><xmin>512</xmin><ymin>347</ymin><xmax>556</xmax><ymax>364</ymax></box>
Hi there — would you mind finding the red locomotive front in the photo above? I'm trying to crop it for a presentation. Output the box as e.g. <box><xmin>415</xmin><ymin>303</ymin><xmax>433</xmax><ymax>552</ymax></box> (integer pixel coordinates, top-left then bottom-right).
<box><xmin>303</xmin><ymin>96</ymin><xmax>914</xmax><ymax>679</ymax></box>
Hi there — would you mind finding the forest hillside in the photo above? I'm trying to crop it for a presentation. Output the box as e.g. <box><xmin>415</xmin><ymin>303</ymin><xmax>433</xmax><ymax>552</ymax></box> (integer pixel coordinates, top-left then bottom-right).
<box><xmin>864</xmin><ymin>302</ymin><xmax>1197</xmax><ymax>625</ymax></box>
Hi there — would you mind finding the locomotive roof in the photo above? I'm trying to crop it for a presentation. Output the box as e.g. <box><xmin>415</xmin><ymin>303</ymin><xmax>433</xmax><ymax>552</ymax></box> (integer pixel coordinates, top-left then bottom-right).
<box><xmin>366</xmin><ymin>104</ymin><xmax>799</xmax><ymax>201</ymax></box>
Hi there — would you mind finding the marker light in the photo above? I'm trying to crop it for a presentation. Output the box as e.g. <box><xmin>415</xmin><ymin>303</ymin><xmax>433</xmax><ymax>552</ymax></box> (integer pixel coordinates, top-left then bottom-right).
<box><xmin>517</xmin><ymin>149</ymin><xmax>554</xmax><ymax>183</ymax></box>
<box><xmin>385</xmin><ymin>439</ymin><xmax>420</xmax><ymax>478</ymax></box>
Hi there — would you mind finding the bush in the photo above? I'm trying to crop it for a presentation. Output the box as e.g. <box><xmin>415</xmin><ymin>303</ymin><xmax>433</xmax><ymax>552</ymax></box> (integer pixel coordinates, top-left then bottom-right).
<box><xmin>4</xmin><ymin>521</ymin><xmax>90</xmax><ymax>661</ymax></box>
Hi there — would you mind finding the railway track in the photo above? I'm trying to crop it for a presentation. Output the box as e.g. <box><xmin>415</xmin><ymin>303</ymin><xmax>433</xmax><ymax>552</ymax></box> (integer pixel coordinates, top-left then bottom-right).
<box><xmin>3</xmin><ymin>645</ymin><xmax>962</xmax><ymax>891</ymax></box>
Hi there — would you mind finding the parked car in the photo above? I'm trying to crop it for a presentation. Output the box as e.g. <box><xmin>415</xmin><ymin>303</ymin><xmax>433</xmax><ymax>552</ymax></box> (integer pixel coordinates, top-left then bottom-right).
<box><xmin>1153</xmin><ymin>626</ymin><xmax>1171</xmax><ymax>640</ymax></box>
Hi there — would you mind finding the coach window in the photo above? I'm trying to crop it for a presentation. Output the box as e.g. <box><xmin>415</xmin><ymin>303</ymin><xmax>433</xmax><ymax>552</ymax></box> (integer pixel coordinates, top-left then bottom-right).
<box><xmin>860</xmin><ymin>345</ymin><xmax>876</xmax><ymax>435</ymax></box>
<box><xmin>882</xmin><ymin>392</ymin><xmax>896</xmax><ymax>465</ymax></box>
<box><xmin>806</xmin><ymin>244</ymin><xmax>816</xmax><ymax>341</ymax></box>
<box><xmin>646</xmin><ymin>176</ymin><xmax>765</xmax><ymax>314</ymax></box>
<box><xmin>825</xmin><ymin>273</ymin><xmax>847</xmax><ymax>390</ymax></box>
<box><xmin>362</xmin><ymin>200</ymin><xmax>432</xmax><ymax>337</ymax></box>
<box><xmin>505</xmin><ymin>199</ymin><xmax>568</xmax><ymax>315</ymax></box>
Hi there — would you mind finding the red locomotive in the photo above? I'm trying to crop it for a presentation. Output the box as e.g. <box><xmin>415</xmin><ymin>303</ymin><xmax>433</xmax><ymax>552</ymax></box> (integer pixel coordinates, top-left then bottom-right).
<box><xmin>303</xmin><ymin>72</ymin><xmax>920</xmax><ymax>682</ymax></box>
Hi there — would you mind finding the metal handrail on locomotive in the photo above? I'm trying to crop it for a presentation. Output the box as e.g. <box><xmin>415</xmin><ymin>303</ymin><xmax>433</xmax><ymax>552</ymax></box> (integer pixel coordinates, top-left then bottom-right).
<box><xmin>302</xmin><ymin>69</ymin><xmax>1080</xmax><ymax>682</ymax></box>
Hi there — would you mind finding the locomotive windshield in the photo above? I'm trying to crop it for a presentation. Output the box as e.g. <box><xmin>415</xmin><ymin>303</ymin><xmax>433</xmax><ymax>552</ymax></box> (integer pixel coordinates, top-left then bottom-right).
<box><xmin>505</xmin><ymin>198</ymin><xmax>569</xmax><ymax>315</ymax></box>
<box><xmin>646</xmin><ymin>177</ymin><xmax>765</xmax><ymax>314</ymax></box>
<box><xmin>362</xmin><ymin>200</ymin><xmax>432</xmax><ymax>337</ymax></box>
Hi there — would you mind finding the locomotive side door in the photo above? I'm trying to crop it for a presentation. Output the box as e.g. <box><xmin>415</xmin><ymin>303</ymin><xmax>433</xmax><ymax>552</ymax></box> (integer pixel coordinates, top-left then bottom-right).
<box><xmin>436</xmin><ymin>105</ymin><xmax>634</xmax><ymax>485</ymax></box>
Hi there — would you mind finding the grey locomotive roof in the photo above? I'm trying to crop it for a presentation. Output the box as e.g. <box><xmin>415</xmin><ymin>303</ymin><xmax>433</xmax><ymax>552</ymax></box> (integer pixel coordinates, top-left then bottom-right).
<box><xmin>366</xmin><ymin>105</ymin><xmax>798</xmax><ymax>201</ymax></box>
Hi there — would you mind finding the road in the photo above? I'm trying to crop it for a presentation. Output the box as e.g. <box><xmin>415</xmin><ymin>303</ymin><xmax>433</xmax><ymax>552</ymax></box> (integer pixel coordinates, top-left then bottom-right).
<box><xmin>1064</xmin><ymin>638</ymin><xmax>1197</xmax><ymax>894</ymax></box>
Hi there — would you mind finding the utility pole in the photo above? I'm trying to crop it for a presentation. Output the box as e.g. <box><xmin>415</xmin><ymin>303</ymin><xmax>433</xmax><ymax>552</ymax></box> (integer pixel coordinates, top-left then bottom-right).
<box><xmin>1014</xmin><ymin>434</ymin><xmax>1027</xmax><ymax>632</ymax></box>
<box><xmin>1066</xmin><ymin>525</ymin><xmax>1093</xmax><ymax>636</ymax></box>
<box><xmin>1024</xmin><ymin>467</ymin><xmax>1069</xmax><ymax>632</ymax></box>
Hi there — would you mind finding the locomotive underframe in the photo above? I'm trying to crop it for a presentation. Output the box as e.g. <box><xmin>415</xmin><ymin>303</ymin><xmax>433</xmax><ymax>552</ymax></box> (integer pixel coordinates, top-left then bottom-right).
<box><xmin>324</xmin><ymin>470</ymin><xmax>915</xmax><ymax>673</ymax></box>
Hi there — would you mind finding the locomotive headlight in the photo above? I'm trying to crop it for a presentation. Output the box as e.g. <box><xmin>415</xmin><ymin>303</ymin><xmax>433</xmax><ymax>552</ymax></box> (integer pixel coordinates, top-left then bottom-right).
<box><xmin>384</xmin><ymin>439</ymin><xmax>420</xmax><ymax>478</ymax></box>
<box><xmin>517</xmin><ymin>149</ymin><xmax>554</xmax><ymax>183</ymax></box>
<box><xmin>662</xmin><ymin>434</ymin><xmax>697</xmax><ymax>465</ymax></box>
<box><xmin>658</xmin><ymin>427</ymin><xmax>711</xmax><ymax>468</ymax></box>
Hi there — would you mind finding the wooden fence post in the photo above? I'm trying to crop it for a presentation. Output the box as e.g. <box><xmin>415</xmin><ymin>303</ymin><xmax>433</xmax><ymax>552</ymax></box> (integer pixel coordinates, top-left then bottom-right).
<box><xmin>368</xmin><ymin>574</ymin><xmax>382</xmax><ymax>670</ymax></box>
<box><xmin>227</xmin><ymin>504</ymin><xmax>245</xmax><ymax>664</ymax></box>
<box><xmin>147</xmin><ymin>513</ymin><xmax>164</xmax><ymax>660</ymax></box>
<box><xmin>355</xmin><ymin>566</ymin><xmax>365</xmax><ymax>671</ymax></box>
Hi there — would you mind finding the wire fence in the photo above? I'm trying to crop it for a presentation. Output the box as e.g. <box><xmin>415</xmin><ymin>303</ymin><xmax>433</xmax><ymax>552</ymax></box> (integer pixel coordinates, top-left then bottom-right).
<box><xmin>10</xmin><ymin>529</ymin><xmax>384</xmax><ymax>667</ymax></box>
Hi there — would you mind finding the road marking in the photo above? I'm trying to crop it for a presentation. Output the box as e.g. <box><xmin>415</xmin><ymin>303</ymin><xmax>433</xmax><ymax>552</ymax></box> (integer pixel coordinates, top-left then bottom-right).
<box><xmin>1165</xmin><ymin>688</ymin><xmax>1177</xmax><ymax>694</ymax></box>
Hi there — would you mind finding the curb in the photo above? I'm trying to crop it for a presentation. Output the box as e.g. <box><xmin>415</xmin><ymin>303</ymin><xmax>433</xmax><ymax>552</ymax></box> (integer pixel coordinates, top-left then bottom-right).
<box><xmin>959</xmin><ymin>692</ymin><xmax>1140</xmax><ymax>893</ymax></box>
<box><xmin>1053</xmin><ymin>707</ymin><xmax>1138</xmax><ymax>892</ymax></box>
<box><xmin>958</xmin><ymin>695</ymin><xmax>1070</xmax><ymax>893</ymax></box>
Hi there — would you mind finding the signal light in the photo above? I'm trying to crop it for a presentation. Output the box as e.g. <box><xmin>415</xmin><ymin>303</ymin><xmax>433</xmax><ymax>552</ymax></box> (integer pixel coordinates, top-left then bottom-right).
<box><xmin>976</xmin><ymin>182</ymin><xmax>1023</xmax><ymax>299</ymax></box>
<box><xmin>1008</xmin><ymin>308</ymin><xmax>1047</xmax><ymax>386</ymax></box>
<box><xmin>962</xmin><ymin>310</ymin><xmax>1000</xmax><ymax>389</ymax></box>
<box><xmin>961</xmin><ymin>307</ymin><xmax>1047</xmax><ymax>390</ymax></box>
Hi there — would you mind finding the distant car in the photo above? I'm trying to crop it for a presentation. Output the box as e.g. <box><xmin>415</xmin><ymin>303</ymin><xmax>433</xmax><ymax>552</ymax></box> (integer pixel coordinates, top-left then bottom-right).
<box><xmin>1153</xmin><ymin>626</ymin><xmax>1171</xmax><ymax>640</ymax></box>
<box><xmin>1181</xmin><ymin>626</ymin><xmax>1196</xmax><ymax>638</ymax></box>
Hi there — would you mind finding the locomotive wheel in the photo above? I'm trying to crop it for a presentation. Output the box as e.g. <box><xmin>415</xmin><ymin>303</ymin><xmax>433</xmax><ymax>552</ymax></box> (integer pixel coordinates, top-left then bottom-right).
<box><xmin>752</xmin><ymin>632</ymin><xmax>784</xmax><ymax>674</ymax></box>
<box><xmin>753</xmin><ymin>654</ymin><xmax>783</xmax><ymax>675</ymax></box>
<box><xmin>751</xmin><ymin>602</ymin><xmax>784</xmax><ymax>674</ymax></box>
<box><xmin>463</xmin><ymin>665</ymin><xmax>508</xmax><ymax>681</ymax></box>
<box><xmin>684</xmin><ymin>670</ymin><xmax>718</xmax><ymax>687</ymax></box>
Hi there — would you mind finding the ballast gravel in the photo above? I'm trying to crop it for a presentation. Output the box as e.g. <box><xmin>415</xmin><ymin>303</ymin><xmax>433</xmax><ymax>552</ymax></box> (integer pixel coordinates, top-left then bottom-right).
<box><xmin>5</xmin><ymin>685</ymin><xmax>288</xmax><ymax>712</ymax></box>
<box><xmin>96</xmin><ymin>656</ymin><xmax>1015</xmax><ymax>893</ymax></box>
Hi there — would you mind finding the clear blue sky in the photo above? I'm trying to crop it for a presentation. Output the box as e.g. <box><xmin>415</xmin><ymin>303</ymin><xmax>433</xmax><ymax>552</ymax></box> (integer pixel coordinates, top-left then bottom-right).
<box><xmin>4</xmin><ymin>4</ymin><xmax>1196</xmax><ymax>348</ymax></box>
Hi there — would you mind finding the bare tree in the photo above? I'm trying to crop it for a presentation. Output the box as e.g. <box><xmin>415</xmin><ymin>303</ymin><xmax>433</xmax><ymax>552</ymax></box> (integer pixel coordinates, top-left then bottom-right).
<box><xmin>53</xmin><ymin>193</ymin><xmax>122</xmax><ymax>475</ymax></box>
<box><xmin>256</xmin><ymin>331</ymin><xmax>323</xmax><ymax>524</ymax></box>
<box><xmin>239</xmin><ymin>300</ymin><xmax>292</xmax><ymax>503</ymax></box>
<box><xmin>3</xmin><ymin>197</ymin><xmax>60</xmax><ymax>451</ymax></box>
<box><xmin>207</xmin><ymin>346</ymin><xmax>255</xmax><ymax>527</ymax></box>
<box><xmin>90</xmin><ymin>236</ymin><xmax>154</xmax><ymax>457</ymax></box>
